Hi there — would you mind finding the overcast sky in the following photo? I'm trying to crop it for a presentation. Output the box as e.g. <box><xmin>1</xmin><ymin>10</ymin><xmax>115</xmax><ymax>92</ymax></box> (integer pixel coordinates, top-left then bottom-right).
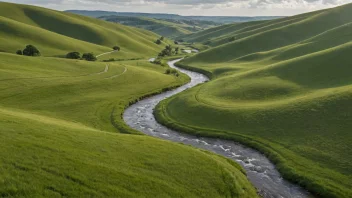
<box><xmin>2</xmin><ymin>0</ymin><xmax>351</xmax><ymax>16</ymax></box>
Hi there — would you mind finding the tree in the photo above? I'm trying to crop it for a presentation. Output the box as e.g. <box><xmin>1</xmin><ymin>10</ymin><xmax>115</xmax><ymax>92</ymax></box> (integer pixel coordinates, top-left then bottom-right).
<box><xmin>165</xmin><ymin>45</ymin><xmax>172</xmax><ymax>51</ymax></box>
<box><xmin>66</xmin><ymin>52</ymin><xmax>81</xmax><ymax>59</ymax></box>
<box><xmin>174</xmin><ymin>41</ymin><xmax>179</xmax><ymax>45</ymax></box>
<box><xmin>82</xmin><ymin>53</ymin><xmax>97</xmax><ymax>61</ymax></box>
<box><xmin>229</xmin><ymin>37</ymin><xmax>236</xmax><ymax>42</ymax></box>
<box><xmin>158</xmin><ymin>45</ymin><xmax>173</xmax><ymax>57</ymax></box>
<box><xmin>113</xmin><ymin>46</ymin><xmax>120</xmax><ymax>51</ymax></box>
<box><xmin>175</xmin><ymin>47</ymin><xmax>179</xmax><ymax>54</ymax></box>
<box><xmin>155</xmin><ymin>39</ymin><xmax>162</xmax><ymax>45</ymax></box>
<box><xmin>22</xmin><ymin>45</ymin><xmax>40</xmax><ymax>56</ymax></box>
<box><xmin>16</xmin><ymin>50</ymin><xmax>23</xmax><ymax>55</ymax></box>
<box><xmin>160</xmin><ymin>36</ymin><xmax>164</xmax><ymax>41</ymax></box>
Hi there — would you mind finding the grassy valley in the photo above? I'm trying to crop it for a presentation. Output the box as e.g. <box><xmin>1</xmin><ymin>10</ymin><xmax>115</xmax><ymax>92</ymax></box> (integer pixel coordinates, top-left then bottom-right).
<box><xmin>155</xmin><ymin>3</ymin><xmax>352</xmax><ymax>198</ymax></box>
<box><xmin>0</xmin><ymin>2</ymin><xmax>258</xmax><ymax>197</ymax></box>
<box><xmin>99</xmin><ymin>16</ymin><xmax>219</xmax><ymax>39</ymax></box>
<box><xmin>66</xmin><ymin>10</ymin><xmax>282</xmax><ymax>24</ymax></box>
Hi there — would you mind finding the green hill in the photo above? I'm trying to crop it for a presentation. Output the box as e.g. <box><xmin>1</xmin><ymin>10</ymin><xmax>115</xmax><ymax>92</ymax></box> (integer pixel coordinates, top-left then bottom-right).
<box><xmin>155</xmin><ymin>3</ymin><xmax>352</xmax><ymax>198</ymax></box>
<box><xmin>0</xmin><ymin>2</ymin><xmax>257</xmax><ymax>197</ymax></box>
<box><xmin>100</xmin><ymin>16</ymin><xmax>219</xmax><ymax>39</ymax></box>
<box><xmin>0</xmin><ymin>2</ymin><xmax>167</xmax><ymax>58</ymax></box>
<box><xmin>66</xmin><ymin>10</ymin><xmax>282</xmax><ymax>24</ymax></box>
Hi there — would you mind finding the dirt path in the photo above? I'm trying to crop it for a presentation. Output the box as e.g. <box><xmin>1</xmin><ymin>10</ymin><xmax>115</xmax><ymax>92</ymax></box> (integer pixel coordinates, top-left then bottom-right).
<box><xmin>105</xmin><ymin>67</ymin><xmax>127</xmax><ymax>79</ymax></box>
<box><xmin>96</xmin><ymin>50</ymin><xmax>119</xmax><ymax>58</ymax></box>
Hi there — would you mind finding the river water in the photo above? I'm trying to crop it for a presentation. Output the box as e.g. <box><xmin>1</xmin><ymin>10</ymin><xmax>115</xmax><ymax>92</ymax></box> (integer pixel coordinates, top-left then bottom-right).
<box><xmin>123</xmin><ymin>59</ymin><xmax>311</xmax><ymax>198</ymax></box>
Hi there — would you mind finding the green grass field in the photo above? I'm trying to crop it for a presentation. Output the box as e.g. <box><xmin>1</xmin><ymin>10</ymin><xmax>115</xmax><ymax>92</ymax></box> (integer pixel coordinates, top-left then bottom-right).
<box><xmin>0</xmin><ymin>2</ymin><xmax>258</xmax><ymax>197</ymax></box>
<box><xmin>155</xmin><ymin>3</ymin><xmax>352</xmax><ymax>198</ymax></box>
<box><xmin>0</xmin><ymin>2</ymin><xmax>169</xmax><ymax>59</ymax></box>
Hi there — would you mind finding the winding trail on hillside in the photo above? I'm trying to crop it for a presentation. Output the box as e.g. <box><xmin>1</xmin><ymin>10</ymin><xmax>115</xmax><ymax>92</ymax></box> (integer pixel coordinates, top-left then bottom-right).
<box><xmin>105</xmin><ymin>66</ymin><xmax>127</xmax><ymax>79</ymax></box>
<box><xmin>96</xmin><ymin>50</ymin><xmax>119</xmax><ymax>58</ymax></box>
<box><xmin>124</xmin><ymin>59</ymin><xmax>311</xmax><ymax>198</ymax></box>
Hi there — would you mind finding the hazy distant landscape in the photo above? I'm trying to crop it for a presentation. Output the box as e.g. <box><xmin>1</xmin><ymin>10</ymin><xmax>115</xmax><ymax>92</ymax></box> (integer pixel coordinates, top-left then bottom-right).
<box><xmin>0</xmin><ymin>1</ymin><xmax>351</xmax><ymax>198</ymax></box>
<box><xmin>66</xmin><ymin>10</ymin><xmax>282</xmax><ymax>38</ymax></box>
<box><xmin>66</xmin><ymin>10</ymin><xmax>282</xmax><ymax>23</ymax></box>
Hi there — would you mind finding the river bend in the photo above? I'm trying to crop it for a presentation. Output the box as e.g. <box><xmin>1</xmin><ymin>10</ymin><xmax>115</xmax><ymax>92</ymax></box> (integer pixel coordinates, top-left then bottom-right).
<box><xmin>123</xmin><ymin>59</ymin><xmax>310</xmax><ymax>198</ymax></box>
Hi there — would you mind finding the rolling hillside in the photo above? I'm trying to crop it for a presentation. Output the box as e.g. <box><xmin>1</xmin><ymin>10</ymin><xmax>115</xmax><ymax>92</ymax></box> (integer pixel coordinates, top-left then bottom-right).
<box><xmin>0</xmin><ymin>2</ymin><xmax>167</xmax><ymax>59</ymax></box>
<box><xmin>99</xmin><ymin>15</ymin><xmax>219</xmax><ymax>38</ymax></box>
<box><xmin>0</xmin><ymin>2</ymin><xmax>258</xmax><ymax>197</ymax></box>
<box><xmin>155</xmin><ymin>3</ymin><xmax>352</xmax><ymax>198</ymax></box>
<box><xmin>66</xmin><ymin>10</ymin><xmax>282</xmax><ymax>23</ymax></box>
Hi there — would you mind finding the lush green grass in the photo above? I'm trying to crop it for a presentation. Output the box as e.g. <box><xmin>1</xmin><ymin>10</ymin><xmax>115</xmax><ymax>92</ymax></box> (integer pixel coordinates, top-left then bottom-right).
<box><xmin>155</xmin><ymin>3</ymin><xmax>352</xmax><ymax>198</ymax></box>
<box><xmin>0</xmin><ymin>2</ymin><xmax>168</xmax><ymax>58</ymax></box>
<box><xmin>0</xmin><ymin>2</ymin><xmax>258</xmax><ymax>197</ymax></box>
<box><xmin>0</xmin><ymin>52</ymin><xmax>258</xmax><ymax>197</ymax></box>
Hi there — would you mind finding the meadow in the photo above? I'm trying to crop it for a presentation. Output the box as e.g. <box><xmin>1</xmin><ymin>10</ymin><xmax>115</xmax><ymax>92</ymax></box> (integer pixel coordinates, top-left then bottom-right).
<box><xmin>0</xmin><ymin>2</ymin><xmax>258</xmax><ymax>197</ymax></box>
<box><xmin>155</xmin><ymin>3</ymin><xmax>352</xmax><ymax>198</ymax></box>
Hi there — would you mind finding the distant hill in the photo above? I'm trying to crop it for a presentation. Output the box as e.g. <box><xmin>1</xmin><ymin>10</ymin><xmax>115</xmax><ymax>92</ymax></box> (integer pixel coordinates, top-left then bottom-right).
<box><xmin>99</xmin><ymin>15</ymin><xmax>220</xmax><ymax>38</ymax></box>
<box><xmin>66</xmin><ymin>10</ymin><xmax>283</xmax><ymax>24</ymax></box>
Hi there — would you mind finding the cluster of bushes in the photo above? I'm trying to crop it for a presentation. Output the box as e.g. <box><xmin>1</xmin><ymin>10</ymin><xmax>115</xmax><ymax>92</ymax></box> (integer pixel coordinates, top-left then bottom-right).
<box><xmin>151</xmin><ymin>59</ymin><xmax>167</xmax><ymax>67</ymax></box>
<box><xmin>155</xmin><ymin>36</ymin><xmax>164</xmax><ymax>45</ymax></box>
<box><xmin>16</xmin><ymin>45</ymin><xmax>41</xmax><ymax>56</ymax></box>
<box><xmin>66</xmin><ymin>52</ymin><xmax>97</xmax><ymax>61</ymax></box>
<box><xmin>113</xmin><ymin>46</ymin><xmax>120</xmax><ymax>51</ymax></box>
<box><xmin>165</xmin><ymin>68</ymin><xmax>179</xmax><ymax>77</ymax></box>
<box><xmin>158</xmin><ymin>45</ymin><xmax>179</xmax><ymax>57</ymax></box>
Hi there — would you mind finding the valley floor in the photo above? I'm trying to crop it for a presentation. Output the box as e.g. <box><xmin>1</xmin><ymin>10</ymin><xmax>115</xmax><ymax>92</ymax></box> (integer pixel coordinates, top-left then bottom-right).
<box><xmin>0</xmin><ymin>52</ymin><xmax>258</xmax><ymax>197</ymax></box>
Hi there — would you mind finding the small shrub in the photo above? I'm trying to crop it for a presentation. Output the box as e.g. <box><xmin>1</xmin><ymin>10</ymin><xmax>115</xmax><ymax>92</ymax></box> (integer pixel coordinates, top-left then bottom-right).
<box><xmin>16</xmin><ymin>50</ymin><xmax>23</xmax><ymax>55</ymax></box>
<box><xmin>155</xmin><ymin>39</ymin><xmax>162</xmax><ymax>45</ymax></box>
<box><xmin>66</xmin><ymin>52</ymin><xmax>81</xmax><ymax>59</ymax></box>
<box><xmin>82</xmin><ymin>53</ymin><xmax>97</xmax><ymax>61</ymax></box>
<box><xmin>23</xmin><ymin>45</ymin><xmax>40</xmax><ymax>56</ymax></box>
<box><xmin>174</xmin><ymin>41</ymin><xmax>179</xmax><ymax>45</ymax></box>
<box><xmin>229</xmin><ymin>37</ymin><xmax>236</xmax><ymax>42</ymax></box>
<box><xmin>113</xmin><ymin>46</ymin><xmax>120</xmax><ymax>51</ymax></box>
<box><xmin>170</xmin><ymin>68</ymin><xmax>177</xmax><ymax>74</ymax></box>
<box><xmin>160</xmin><ymin>36</ymin><xmax>164</xmax><ymax>41</ymax></box>
<box><xmin>165</xmin><ymin>68</ymin><xmax>179</xmax><ymax>76</ymax></box>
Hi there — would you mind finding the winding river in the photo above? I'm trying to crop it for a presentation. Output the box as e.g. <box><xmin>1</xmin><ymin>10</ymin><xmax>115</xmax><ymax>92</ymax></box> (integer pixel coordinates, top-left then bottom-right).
<box><xmin>123</xmin><ymin>59</ymin><xmax>311</xmax><ymax>198</ymax></box>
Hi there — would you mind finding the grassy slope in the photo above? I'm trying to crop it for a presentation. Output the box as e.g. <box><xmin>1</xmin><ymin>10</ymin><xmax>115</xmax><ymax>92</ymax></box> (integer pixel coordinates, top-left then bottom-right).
<box><xmin>0</xmin><ymin>52</ymin><xmax>258</xmax><ymax>197</ymax></box>
<box><xmin>180</xmin><ymin>8</ymin><xmax>328</xmax><ymax>47</ymax></box>
<box><xmin>0</xmin><ymin>2</ymin><xmax>258</xmax><ymax>197</ymax></box>
<box><xmin>155</xmin><ymin>3</ymin><xmax>352</xmax><ymax>198</ymax></box>
<box><xmin>0</xmin><ymin>2</ymin><xmax>165</xmax><ymax>58</ymax></box>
